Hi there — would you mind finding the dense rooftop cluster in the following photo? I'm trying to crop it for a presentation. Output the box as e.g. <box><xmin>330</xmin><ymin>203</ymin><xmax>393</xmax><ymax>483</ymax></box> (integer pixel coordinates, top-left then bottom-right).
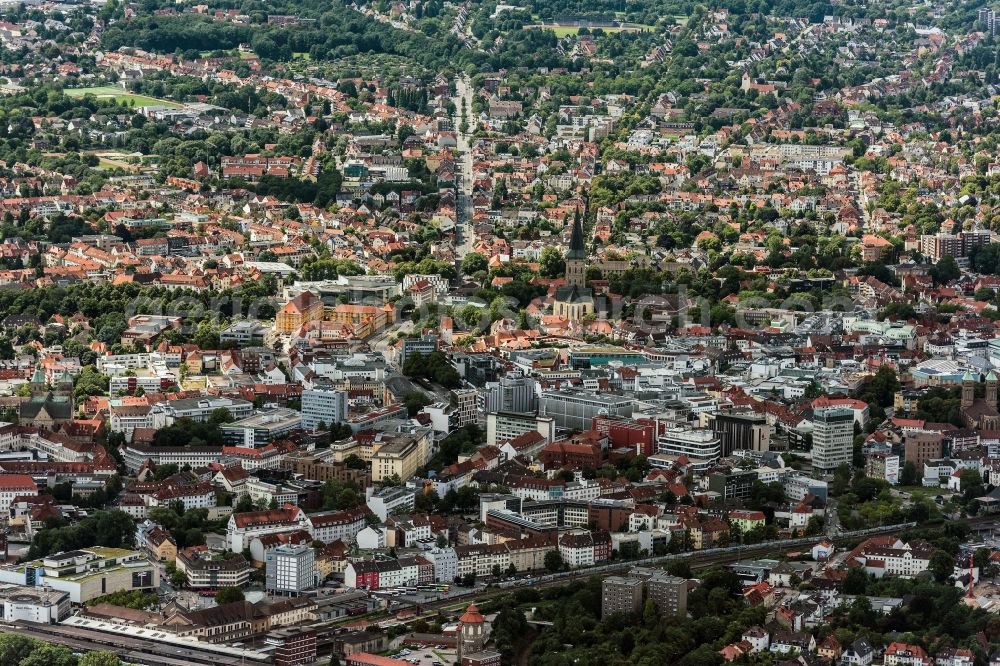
<box><xmin>7</xmin><ymin>0</ymin><xmax>1000</xmax><ymax>664</ymax></box>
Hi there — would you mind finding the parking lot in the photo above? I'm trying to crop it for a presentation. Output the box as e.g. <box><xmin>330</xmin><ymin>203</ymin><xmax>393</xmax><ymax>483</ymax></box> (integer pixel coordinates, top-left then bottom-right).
<box><xmin>389</xmin><ymin>645</ymin><xmax>456</xmax><ymax>666</ymax></box>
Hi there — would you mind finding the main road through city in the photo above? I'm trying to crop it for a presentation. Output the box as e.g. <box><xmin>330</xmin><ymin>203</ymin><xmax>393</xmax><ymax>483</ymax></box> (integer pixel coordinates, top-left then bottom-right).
<box><xmin>452</xmin><ymin>75</ymin><xmax>475</xmax><ymax>262</ymax></box>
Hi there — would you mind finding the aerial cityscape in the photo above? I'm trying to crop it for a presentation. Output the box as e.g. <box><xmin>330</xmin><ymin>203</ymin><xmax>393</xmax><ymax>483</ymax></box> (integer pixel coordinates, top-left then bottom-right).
<box><xmin>1</xmin><ymin>0</ymin><xmax>1000</xmax><ymax>665</ymax></box>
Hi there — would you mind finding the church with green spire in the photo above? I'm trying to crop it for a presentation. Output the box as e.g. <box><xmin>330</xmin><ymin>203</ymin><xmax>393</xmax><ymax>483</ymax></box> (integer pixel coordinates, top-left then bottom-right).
<box><xmin>18</xmin><ymin>364</ymin><xmax>75</xmax><ymax>430</ymax></box>
<box><xmin>553</xmin><ymin>208</ymin><xmax>595</xmax><ymax>321</ymax></box>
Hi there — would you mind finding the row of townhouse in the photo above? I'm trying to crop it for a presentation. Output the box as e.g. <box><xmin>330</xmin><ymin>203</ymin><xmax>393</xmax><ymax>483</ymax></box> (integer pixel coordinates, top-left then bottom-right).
<box><xmin>342</xmin><ymin>528</ymin><xmax>614</xmax><ymax>591</ymax></box>
<box><xmin>457</xmin><ymin>530</ymin><xmax>612</xmax><ymax>577</ymax></box>
<box><xmin>226</xmin><ymin>505</ymin><xmax>368</xmax><ymax>551</ymax></box>
<box><xmin>343</xmin><ymin>555</ymin><xmax>434</xmax><ymax>590</ymax></box>
<box><xmin>139</xmin><ymin>481</ymin><xmax>217</xmax><ymax>511</ymax></box>
<box><xmin>558</xmin><ymin>530</ymin><xmax>613</xmax><ymax>568</ymax></box>
<box><xmin>347</xmin><ymin>530</ymin><xmax>612</xmax><ymax>587</ymax></box>
<box><xmin>727</xmin><ymin>627</ymin><xmax>973</xmax><ymax>664</ymax></box>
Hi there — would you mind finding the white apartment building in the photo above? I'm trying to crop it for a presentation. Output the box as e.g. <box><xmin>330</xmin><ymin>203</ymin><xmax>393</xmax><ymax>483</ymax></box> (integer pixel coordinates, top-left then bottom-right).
<box><xmin>422</xmin><ymin>547</ymin><xmax>457</xmax><ymax>583</ymax></box>
<box><xmin>559</xmin><ymin>534</ymin><xmax>596</xmax><ymax>568</ymax></box>
<box><xmin>144</xmin><ymin>482</ymin><xmax>217</xmax><ymax>511</ymax></box>
<box><xmin>245</xmin><ymin>478</ymin><xmax>300</xmax><ymax>506</ymax></box>
<box><xmin>485</xmin><ymin>411</ymin><xmax>556</xmax><ymax>447</ymax></box>
<box><xmin>0</xmin><ymin>474</ymin><xmax>37</xmax><ymax>513</ymax></box>
<box><xmin>455</xmin><ymin>544</ymin><xmax>510</xmax><ymax>577</ymax></box>
<box><xmin>855</xmin><ymin>539</ymin><xmax>933</xmax><ymax>578</ymax></box>
<box><xmin>226</xmin><ymin>506</ymin><xmax>311</xmax><ymax>551</ymax></box>
<box><xmin>177</xmin><ymin>551</ymin><xmax>252</xmax><ymax>589</ymax></box>
<box><xmin>308</xmin><ymin>508</ymin><xmax>367</xmax><ymax>545</ymax></box>
<box><xmin>366</xmin><ymin>486</ymin><xmax>416</xmax><ymax>521</ymax></box>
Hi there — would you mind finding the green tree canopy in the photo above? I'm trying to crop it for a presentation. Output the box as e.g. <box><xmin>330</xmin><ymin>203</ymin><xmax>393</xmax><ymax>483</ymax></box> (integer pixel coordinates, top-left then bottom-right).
<box><xmin>215</xmin><ymin>587</ymin><xmax>246</xmax><ymax>605</ymax></box>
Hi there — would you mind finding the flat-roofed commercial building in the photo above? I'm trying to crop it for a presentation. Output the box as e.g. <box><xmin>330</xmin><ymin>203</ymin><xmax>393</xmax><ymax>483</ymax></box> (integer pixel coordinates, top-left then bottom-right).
<box><xmin>539</xmin><ymin>389</ymin><xmax>634</xmax><ymax>431</ymax></box>
<box><xmin>0</xmin><ymin>548</ymin><xmax>159</xmax><ymax>603</ymax></box>
<box><xmin>220</xmin><ymin>407</ymin><xmax>302</xmax><ymax>448</ymax></box>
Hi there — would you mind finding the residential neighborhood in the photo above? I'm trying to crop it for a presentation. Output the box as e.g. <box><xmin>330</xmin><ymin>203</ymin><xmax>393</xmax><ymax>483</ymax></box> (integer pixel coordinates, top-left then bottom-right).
<box><xmin>6</xmin><ymin>0</ymin><xmax>1000</xmax><ymax>665</ymax></box>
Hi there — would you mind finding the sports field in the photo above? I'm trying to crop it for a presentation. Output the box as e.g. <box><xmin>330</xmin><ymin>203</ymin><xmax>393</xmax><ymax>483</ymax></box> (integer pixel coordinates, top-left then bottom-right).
<box><xmin>64</xmin><ymin>86</ymin><xmax>182</xmax><ymax>108</ymax></box>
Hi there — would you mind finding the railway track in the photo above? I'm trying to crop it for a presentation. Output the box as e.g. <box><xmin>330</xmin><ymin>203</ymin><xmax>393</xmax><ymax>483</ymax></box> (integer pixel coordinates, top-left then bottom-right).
<box><xmin>384</xmin><ymin>521</ymin><xmax>930</xmax><ymax>618</ymax></box>
<box><xmin>7</xmin><ymin>621</ymin><xmax>269</xmax><ymax>666</ymax></box>
<box><xmin>7</xmin><ymin>518</ymin><xmax>986</xmax><ymax>664</ymax></box>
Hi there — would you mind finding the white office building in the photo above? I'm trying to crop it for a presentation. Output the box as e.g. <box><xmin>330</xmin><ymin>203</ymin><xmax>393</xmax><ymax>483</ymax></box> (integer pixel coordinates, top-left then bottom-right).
<box><xmin>653</xmin><ymin>427</ymin><xmax>722</xmax><ymax>473</ymax></box>
<box><xmin>266</xmin><ymin>544</ymin><xmax>316</xmax><ymax>595</ymax></box>
<box><xmin>301</xmin><ymin>379</ymin><xmax>349</xmax><ymax>430</ymax></box>
<box><xmin>485</xmin><ymin>411</ymin><xmax>556</xmax><ymax>447</ymax></box>
<box><xmin>220</xmin><ymin>407</ymin><xmax>302</xmax><ymax>447</ymax></box>
<box><xmin>811</xmin><ymin>407</ymin><xmax>854</xmax><ymax>473</ymax></box>
<box><xmin>482</xmin><ymin>376</ymin><xmax>537</xmax><ymax>413</ymax></box>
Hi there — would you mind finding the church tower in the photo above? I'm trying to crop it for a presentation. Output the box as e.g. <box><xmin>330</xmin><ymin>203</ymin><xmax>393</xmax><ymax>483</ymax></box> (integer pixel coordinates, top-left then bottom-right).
<box><xmin>962</xmin><ymin>370</ymin><xmax>976</xmax><ymax>409</ymax></box>
<box><xmin>988</xmin><ymin>371</ymin><xmax>998</xmax><ymax>406</ymax></box>
<box><xmin>457</xmin><ymin>603</ymin><xmax>487</xmax><ymax>661</ymax></box>
<box><xmin>29</xmin><ymin>364</ymin><xmax>45</xmax><ymax>394</ymax></box>
<box><xmin>564</xmin><ymin>208</ymin><xmax>587</xmax><ymax>289</ymax></box>
<box><xmin>55</xmin><ymin>370</ymin><xmax>74</xmax><ymax>396</ymax></box>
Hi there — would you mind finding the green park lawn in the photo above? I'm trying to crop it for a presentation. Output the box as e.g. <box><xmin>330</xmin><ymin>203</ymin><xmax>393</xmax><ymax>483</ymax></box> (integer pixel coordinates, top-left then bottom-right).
<box><xmin>64</xmin><ymin>86</ymin><xmax>182</xmax><ymax>108</ymax></box>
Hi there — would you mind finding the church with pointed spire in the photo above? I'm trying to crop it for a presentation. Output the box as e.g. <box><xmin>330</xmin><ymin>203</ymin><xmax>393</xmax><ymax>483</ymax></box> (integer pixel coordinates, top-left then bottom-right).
<box><xmin>553</xmin><ymin>208</ymin><xmax>594</xmax><ymax>321</ymax></box>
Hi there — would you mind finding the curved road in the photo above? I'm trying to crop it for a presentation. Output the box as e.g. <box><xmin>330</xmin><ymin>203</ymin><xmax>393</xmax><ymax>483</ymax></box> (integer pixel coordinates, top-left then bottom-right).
<box><xmin>452</xmin><ymin>75</ymin><xmax>476</xmax><ymax>262</ymax></box>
